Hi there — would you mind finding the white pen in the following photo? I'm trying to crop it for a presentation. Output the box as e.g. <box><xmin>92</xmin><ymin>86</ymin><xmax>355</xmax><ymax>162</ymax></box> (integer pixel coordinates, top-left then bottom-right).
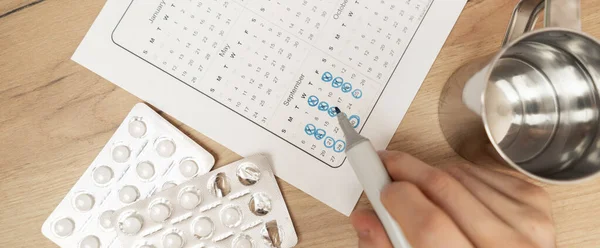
<box><xmin>335</xmin><ymin>107</ymin><xmax>411</xmax><ymax>248</ymax></box>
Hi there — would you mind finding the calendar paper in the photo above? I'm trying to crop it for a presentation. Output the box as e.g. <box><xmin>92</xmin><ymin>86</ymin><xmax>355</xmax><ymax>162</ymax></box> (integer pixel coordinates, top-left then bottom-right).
<box><xmin>73</xmin><ymin>0</ymin><xmax>466</xmax><ymax>215</ymax></box>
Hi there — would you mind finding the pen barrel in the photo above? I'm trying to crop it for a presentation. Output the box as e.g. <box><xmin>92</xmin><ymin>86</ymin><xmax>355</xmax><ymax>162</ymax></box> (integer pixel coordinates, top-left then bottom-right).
<box><xmin>347</xmin><ymin>142</ymin><xmax>412</xmax><ymax>248</ymax></box>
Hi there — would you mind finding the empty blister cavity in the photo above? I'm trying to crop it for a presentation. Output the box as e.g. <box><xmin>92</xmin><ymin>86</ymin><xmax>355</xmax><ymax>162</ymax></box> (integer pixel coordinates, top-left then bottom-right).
<box><xmin>92</xmin><ymin>165</ymin><xmax>113</xmax><ymax>185</ymax></box>
<box><xmin>237</xmin><ymin>162</ymin><xmax>261</xmax><ymax>186</ymax></box>
<box><xmin>112</xmin><ymin>144</ymin><xmax>131</xmax><ymax>163</ymax></box>
<box><xmin>79</xmin><ymin>235</ymin><xmax>100</xmax><ymax>248</ymax></box>
<box><xmin>109</xmin><ymin>157</ymin><xmax>295</xmax><ymax>248</ymax></box>
<box><xmin>232</xmin><ymin>234</ymin><xmax>255</xmax><ymax>248</ymax></box>
<box><xmin>163</xmin><ymin>231</ymin><xmax>185</xmax><ymax>248</ymax></box>
<box><xmin>148</xmin><ymin>199</ymin><xmax>172</xmax><ymax>222</ymax></box>
<box><xmin>136</xmin><ymin>161</ymin><xmax>156</xmax><ymax>181</ymax></box>
<box><xmin>119</xmin><ymin>213</ymin><xmax>144</xmax><ymax>235</ymax></box>
<box><xmin>162</xmin><ymin>181</ymin><xmax>177</xmax><ymax>191</ymax></box>
<box><xmin>128</xmin><ymin>118</ymin><xmax>147</xmax><ymax>138</ymax></box>
<box><xmin>220</xmin><ymin>205</ymin><xmax>243</xmax><ymax>228</ymax></box>
<box><xmin>179</xmin><ymin>159</ymin><xmax>199</xmax><ymax>178</ymax></box>
<box><xmin>179</xmin><ymin>187</ymin><xmax>202</xmax><ymax>210</ymax></box>
<box><xmin>73</xmin><ymin>193</ymin><xmax>95</xmax><ymax>212</ymax></box>
<box><xmin>98</xmin><ymin>210</ymin><xmax>115</xmax><ymax>230</ymax></box>
<box><xmin>155</xmin><ymin>138</ymin><xmax>176</xmax><ymax>158</ymax></box>
<box><xmin>119</xmin><ymin>185</ymin><xmax>140</xmax><ymax>204</ymax></box>
<box><xmin>249</xmin><ymin>192</ymin><xmax>272</xmax><ymax>216</ymax></box>
<box><xmin>208</xmin><ymin>173</ymin><xmax>231</xmax><ymax>197</ymax></box>
<box><xmin>262</xmin><ymin>220</ymin><xmax>283</xmax><ymax>248</ymax></box>
<box><xmin>192</xmin><ymin>217</ymin><xmax>214</xmax><ymax>239</ymax></box>
<box><xmin>53</xmin><ymin>217</ymin><xmax>75</xmax><ymax>237</ymax></box>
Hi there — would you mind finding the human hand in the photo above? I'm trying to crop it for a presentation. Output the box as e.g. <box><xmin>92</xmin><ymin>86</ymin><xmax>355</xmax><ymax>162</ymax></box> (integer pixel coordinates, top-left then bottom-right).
<box><xmin>350</xmin><ymin>151</ymin><xmax>555</xmax><ymax>248</ymax></box>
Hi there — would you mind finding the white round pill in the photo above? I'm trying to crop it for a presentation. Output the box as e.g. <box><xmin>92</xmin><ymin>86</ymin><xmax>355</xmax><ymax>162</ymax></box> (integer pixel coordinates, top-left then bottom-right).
<box><xmin>128</xmin><ymin>119</ymin><xmax>147</xmax><ymax>138</ymax></box>
<box><xmin>179</xmin><ymin>191</ymin><xmax>200</xmax><ymax>210</ymax></box>
<box><xmin>179</xmin><ymin>159</ymin><xmax>199</xmax><ymax>178</ymax></box>
<box><xmin>98</xmin><ymin>210</ymin><xmax>115</xmax><ymax>230</ymax></box>
<box><xmin>121</xmin><ymin>216</ymin><xmax>143</xmax><ymax>235</ymax></box>
<box><xmin>53</xmin><ymin>218</ymin><xmax>75</xmax><ymax>237</ymax></box>
<box><xmin>112</xmin><ymin>145</ymin><xmax>131</xmax><ymax>163</ymax></box>
<box><xmin>74</xmin><ymin>193</ymin><xmax>95</xmax><ymax>212</ymax></box>
<box><xmin>220</xmin><ymin>206</ymin><xmax>242</xmax><ymax>228</ymax></box>
<box><xmin>233</xmin><ymin>235</ymin><xmax>253</xmax><ymax>248</ymax></box>
<box><xmin>192</xmin><ymin>217</ymin><xmax>213</xmax><ymax>239</ymax></box>
<box><xmin>163</xmin><ymin>233</ymin><xmax>184</xmax><ymax>248</ymax></box>
<box><xmin>156</xmin><ymin>139</ymin><xmax>176</xmax><ymax>157</ymax></box>
<box><xmin>79</xmin><ymin>235</ymin><xmax>100</xmax><ymax>248</ymax></box>
<box><xmin>136</xmin><ymin>161</ymin><xmax>155</xmax><ymax>180</ymax></box>
<box><xmin>93</xmin><ymin>166</ymin><xmax>113</xmax><ymax>185</ymax></box>
<box><xmin>119</xmin><ymin>185</ymin><xmax>139</xmax><ymax>204</ymax></box>
<box><xmin>161</xmin><ymin>182</ymin><xmax>177</xmax><ymax>191</ymax></box>
<box><xmin>149</xmin><ymin>203</ymin><xmax>171</xmax><ymax>222</ymax></box>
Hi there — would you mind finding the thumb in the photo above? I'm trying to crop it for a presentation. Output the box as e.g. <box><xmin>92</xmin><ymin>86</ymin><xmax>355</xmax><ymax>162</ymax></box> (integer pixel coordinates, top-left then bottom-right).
<box><xmin>351</xmin><ymin>208</ymin><xmax>394</xmax><ymax>248</ymax></box>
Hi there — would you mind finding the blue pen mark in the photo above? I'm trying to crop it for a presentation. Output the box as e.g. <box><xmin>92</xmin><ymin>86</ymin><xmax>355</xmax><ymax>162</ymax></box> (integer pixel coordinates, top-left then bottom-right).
<box><xmin>307</xmin><ymin>95</ymin><xmax>319</xmax><ymax>107</ymax></box>
<box><xmin>332</xmin><ymin>77</ymin><xmax>344</xmax><ymax>88</ymax></box>
<box><xmin>352</xmin><ymin>89</ymin><xmax>363</xmax><ymax>99</ymax></box>
<box><xmin>314</xmin><ymin>129</ymin><xmax>326</xmax><ymax>140</ymax></box>
<box><xmin>328</xmin><ymin>107</ymin><xmax>339</xmax><ymax>117</ymax></box>
<box><xmin>304</xmin><ymin>124</ymin><xmax>316</xmax><ymax>135</ymax></box>
<box><xmin>348</xmin><ymin>115</ymin><xmax>361</xmax><ymax>128</ymax></box>
<box><xmin>322</xmin><ymin>72</ymin><xmax>333</xmax><ymax>82</ymax></box>
<box><xmin>324</xmin><ymin>137</ymin><xmax>335</xmax><ymax>148</ymax></box>
<box><xmin>318</xmin><ymin>102</ymin><xmax>329</xmax><ymax>111</ymax></box>
<box><xmin>341</xmin><ymin>82</ymin><xmax>353</xmax><ymax>93</ymax></box>
<box><xmin>334</xmin><ymin>140</ymin><xmax>346</xmax><ymax>153</ymax></box>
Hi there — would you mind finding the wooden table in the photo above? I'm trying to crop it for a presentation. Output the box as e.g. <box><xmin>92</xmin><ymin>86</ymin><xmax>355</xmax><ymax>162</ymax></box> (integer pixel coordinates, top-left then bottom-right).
<box><xmin>2</xmin><ymin>0</ymin><xmax>600</xmax><ymax>247</ymax></box>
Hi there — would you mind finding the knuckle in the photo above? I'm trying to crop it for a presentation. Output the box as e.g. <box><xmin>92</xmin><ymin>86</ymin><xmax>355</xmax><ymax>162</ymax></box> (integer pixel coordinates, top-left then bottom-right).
<box><xmin>418</xmin><ymin>210</ymin><xmax>449</xmax><ymax>234</ymax></box>
<box><xmin>423</xmin><ymin>170</ymin><xmax>454</xmax><ymax>195</ymax></box>
<box><xmin>523</xmin><ymin>211</ymin><xmax>556</xmax><ymax>241</ymax></box>
<box><xmin>518</xmin><ymin>182</ymin><xmax>551</xmax><ymax>202</ymax></box>
<box><xmin>381</xmin><ymin>151</ymin><xmax>412</xmax><ymax>166</ymax></box>
<box><xmin>444</xmin><ymin>166</ymin><xmax>466</xmax><ymax>180</ymax></box>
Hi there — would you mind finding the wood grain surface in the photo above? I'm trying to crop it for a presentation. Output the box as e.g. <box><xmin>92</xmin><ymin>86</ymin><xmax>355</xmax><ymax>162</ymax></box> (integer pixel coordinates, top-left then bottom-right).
<box><xmin>1</xmin><ymin>0</ymin><xmax>600</xmax><ymax>247</ymax></box>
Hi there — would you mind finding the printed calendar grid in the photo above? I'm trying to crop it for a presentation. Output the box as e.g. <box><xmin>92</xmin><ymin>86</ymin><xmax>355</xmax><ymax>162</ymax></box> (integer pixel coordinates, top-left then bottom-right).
<box><xmin>112</xmin><ymin>0</ymin><xmax>435</xmax><ymax>168</ymax></box>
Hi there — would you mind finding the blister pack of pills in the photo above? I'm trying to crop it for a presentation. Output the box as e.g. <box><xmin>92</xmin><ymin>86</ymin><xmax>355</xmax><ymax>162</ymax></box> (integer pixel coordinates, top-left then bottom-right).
<box><xmin>41</xmin><ymin>103</ymin><xmax>215</xmax><ymax>248</ymax></box>
<box><xmin>112</xmin><ymin>155</ymin><xmax>297</xmax><ymax>248</ymax></box>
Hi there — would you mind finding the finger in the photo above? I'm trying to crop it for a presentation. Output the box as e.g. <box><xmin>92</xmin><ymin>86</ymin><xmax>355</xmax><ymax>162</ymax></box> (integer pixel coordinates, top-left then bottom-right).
<box><xmin>446</xmin><ymin>166</ymin><xmax>556</xmax><ymax>248</ymax></box>
<box><xmin>350</xmin><ymin>208</ymin><xmax>393</xmax><ymax>248</ymax></box>
<box><xmin>378</xmin><ymin>151</ymin><xmax>530</xmax><ymax>247</ymax></box>
<box><xmin>463</xmin><ymin>165</ymin><xmax>552</xmax><ymax>215</ymax></box>
<box><xmin>381</xmin><ymin>181</ymin><xmax>473</xmax><ymax>248</ymax></box>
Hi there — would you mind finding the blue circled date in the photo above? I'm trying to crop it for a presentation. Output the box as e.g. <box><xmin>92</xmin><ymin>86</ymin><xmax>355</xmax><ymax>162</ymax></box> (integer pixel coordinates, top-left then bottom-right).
<box><xmin>318</xmin><ymin>101</ymin><xmax>330</xmax><ymax>111</ymax></box>
<box><xmin>332</xmin><ymin>77</ymin><xmax>344</xmax><ymax>88</ymax></box>
<box><xmin>307</xmin><ymin>95</ymin><xmax>319</xmax><ymax>106</ymax></box>
<box><xmin>304</xmin><ymin>124</ymin><xmax>316</xmax><ymax>135</ymax></box>
<box><xmin>314</xmin><ymin>129</ymin><xmax>326</xmax><ymax>140</ymax></box>
<box><xmin>322</xmin><ymin>72</ymin><xmax>333</xmax><ymax>82</ymax></box>
<box><xmin>327</xmin><ymin>107</ymin><xmax>339</xmax><ymax>117</ymax></box>
<box><xmin>341</xmin><ymin>83</ymin><xmax>353</xmax><ymax>93</ymax></box>
<box><xmin>333</xmin><ymin>140</ymin><xmax>346</xmax><ymax>153</ymax></box>
<box><xmin>324</xmin><ymin>136</ymin><xmax>335</xmax><ymax>148</ymax></box>
<box><xmin>352</xmin><ymin>89</ymin><xmax>363</xmax><ymax>99</ymax></box>
<box><xmin>348</xmin><ymin>115</ymin><xmax>361</xmax><ymax>128</ymax></box>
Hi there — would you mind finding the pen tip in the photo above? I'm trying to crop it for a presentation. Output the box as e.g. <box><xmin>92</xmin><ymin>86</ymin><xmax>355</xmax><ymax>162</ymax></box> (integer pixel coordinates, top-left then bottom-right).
<box><xmin>334</xmin><ymin>107</ymin><xmax>341</xmax><ymax>114</ymax></box>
